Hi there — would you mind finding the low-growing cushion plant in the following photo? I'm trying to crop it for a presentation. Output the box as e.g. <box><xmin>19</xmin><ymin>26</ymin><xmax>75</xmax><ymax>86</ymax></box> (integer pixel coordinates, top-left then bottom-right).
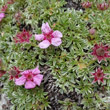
<box><xmin>1</xmin><ymin>0</ymin><xmax>110</xmax><ymax>110</ymax></box>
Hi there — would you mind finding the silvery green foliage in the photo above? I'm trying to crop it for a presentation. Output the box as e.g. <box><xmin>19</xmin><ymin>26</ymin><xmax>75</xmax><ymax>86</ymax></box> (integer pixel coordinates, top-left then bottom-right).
<box><xmin>0</xmin><ymin>0</ymin><xmax>110</xmax><ymax>109</ymax></box>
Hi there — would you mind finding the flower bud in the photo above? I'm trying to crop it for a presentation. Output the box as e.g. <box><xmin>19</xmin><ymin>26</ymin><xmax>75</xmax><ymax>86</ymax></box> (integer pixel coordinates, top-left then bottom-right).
<box><xmin>97</xmin><ymin>2</ymin><xmax>109</xmax><ymax>11</ymax></box>
<box><xmin>15</xmin><ymin>12</ymin><xmax>21</xmax><ymax>21</ymax></box>
<box><xmin>0</xmin><ymin>70</ymin><xmax>6</xmax><ymax>77</ymax></box>
<box><xmin>82</xmin><ymin>1</ymin><xmax>92</xmax><ymax>8</ymax></box>
<box><xmin>89</xmin><ymin>28</ymin><xmax>96</xmax><ymax>35</ymax></box>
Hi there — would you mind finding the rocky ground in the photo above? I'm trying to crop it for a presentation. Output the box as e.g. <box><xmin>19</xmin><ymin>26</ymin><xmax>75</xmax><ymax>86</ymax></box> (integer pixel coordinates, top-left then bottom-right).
<box><xmin>65</xmin><ymin>0</ymin><xmax>82</xmax><ymax>10</ymax></box>
<box><xmin>0</xmin><ymin>82</ymin><xmax>12</xmax><ymax>110</ymax></box>
<box><xmin>44</xmin><ymin>73</ymin><xmax>82</xmax><ymax>110</ymax></box>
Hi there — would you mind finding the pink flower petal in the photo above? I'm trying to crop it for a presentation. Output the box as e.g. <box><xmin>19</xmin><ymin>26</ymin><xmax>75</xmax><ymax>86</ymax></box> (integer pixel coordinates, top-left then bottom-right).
<box><xmin>98</xmin><ymin>59</ymin><xmax>102</xmax><ymax>64</ymax></box>
<box><xmin>25</xmin><ymin>81</ymin><xmax>36</xmax><ymax>89</ymax></box>
<box><xmin>33</xmin><ymin>74</ymin><xmax>43</xmax><ymax>86</ymax></box>
<box><xmin>0</xmin><ymin>13</ymin><xmax>5</xmax><ymax>18</ymax></box>
<box><xmin>0</xmin><ymin>13</ymin><xmax>5</xmax><ymax>21</ymax></box>
<box><xmin>41</xmin><ymin>22</ymin><xmax>52</xmax><ymax>34</ymax></box>
<box><xmin>39</xmin><ymin>40</ymin><xmax>50</xmax><ymax>49</ymax></box>
<box><xmin>52</xmin><ymin>31</ymin><xmax>62</xmax><ymax>38</ymax></box>
<box><xmin>32</xmin><ymin>66</ymin><xmax>40</xmax><ymax>74</ymax></box>
<box><xmin>35</xmin><ymin>34</ymin><xmax>44</xmax><ymax>41</ymax></box>
<box><xmin>92</xmin><ymin>80</ymin><xmax>96</xmax><ymax>84</ymax></box>
<box><xmin>20</xmin><ymin>70</ymin><xmax>31</xmax><ymax>75</ymax></box>
<box><xmin>51</xmin><ymin>38</ymin><xmax>62</xmax><ymax>46</ymax></box>
<box><xmin>15</xmin><ymin>75</ymin><xmax>26</xmax><ymax>85</ymax></box>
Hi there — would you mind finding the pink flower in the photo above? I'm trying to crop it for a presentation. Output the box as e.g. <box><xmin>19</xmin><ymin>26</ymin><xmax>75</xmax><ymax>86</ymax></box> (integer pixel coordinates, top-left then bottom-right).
<box><xmin>0</xmin><ymin>13</ymin><xmax>5</xmax><ymax>22</ymax></box>
<box><xmin>1</xmin><ymin>5</ymin><xmax>8</xmax><ymax>12</ymax></box>
<box><xmin>14</xmin><ymin>12</ymin><xmax>21</xmax><ymax>22</ymax></box>
<box><xmin>89</xmin><ymin>28</ymin><xmax>96</xmax><ymax>35</ymax></box>
<box><xmin>15</xmin><ymin>67</ymin><xmax>43</xmax><ymax>89</ymax></box>
<box><xmin>0</xmin><ymin>70</ymin><xmax>6</xmax><ymax>78</ymax></box>
<box><xmin>91</xmin><ymin>43</ymin><xmax>110</xmax><ymax>63</ymax></box>
<box><xmin>97</xmin><ymin>2</ymin><xmax>109</xmax><ymax>11</ymax></box>
<box><xmin>35</xmin><ymin>22</ymin><xmax>62</xmax><ymax>49</ymax></box>
<box><xmin>14</xmin><ymin>29</ymin><xmax>32</xmax><ymax>43</ymax></box>
<box><xmin>9</xmin><ymin>66</ymin><xmax>21</xmax><ymax>80</ymax></box>
<box><xmin>82</xmin><ymin>1</ymin><xmax>92</xmax><ymax>8</ymax></box>
<box><xmin>91</xmin><ymin>68</ymin><xmax>107</xmax><ymax>84</ymax></box>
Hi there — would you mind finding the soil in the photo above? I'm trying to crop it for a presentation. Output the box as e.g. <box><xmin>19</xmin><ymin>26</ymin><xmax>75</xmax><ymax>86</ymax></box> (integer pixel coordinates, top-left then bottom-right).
<box><xmin>64</xmin><ymin>0</ymin><xmax>83</xmax><ymax>10</ymax></box>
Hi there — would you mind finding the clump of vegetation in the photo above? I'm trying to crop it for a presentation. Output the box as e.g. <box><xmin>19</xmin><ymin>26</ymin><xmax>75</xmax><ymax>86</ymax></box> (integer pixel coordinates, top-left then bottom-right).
<box><xmin>1</xmin><ymin>0</ymin><xmax>110</xmax><ymax>110</ymax></box>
